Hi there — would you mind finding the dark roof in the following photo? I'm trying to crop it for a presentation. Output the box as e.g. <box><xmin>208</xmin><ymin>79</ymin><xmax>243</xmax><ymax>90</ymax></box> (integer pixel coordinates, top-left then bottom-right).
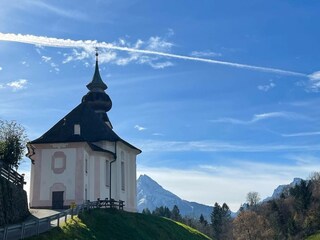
<box><xmin>30</xmin><ymin>102</ymin><xmax>141</xmax><ymax>153</ymax></box>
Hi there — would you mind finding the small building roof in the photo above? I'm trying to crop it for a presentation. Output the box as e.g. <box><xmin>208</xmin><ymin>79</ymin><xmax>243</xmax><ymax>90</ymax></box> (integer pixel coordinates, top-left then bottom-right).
<box><xmin>30</xmin><ymin>102</ymin><xmax>141</xmax><ymax>153</ymax></box>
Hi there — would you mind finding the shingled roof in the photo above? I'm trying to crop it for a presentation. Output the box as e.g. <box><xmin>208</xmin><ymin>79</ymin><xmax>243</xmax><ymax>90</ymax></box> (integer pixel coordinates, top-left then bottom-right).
<box><xmin>30</xmin><ymin>102</ymin><xmax>141</xmax><ymax>153</ymax></box>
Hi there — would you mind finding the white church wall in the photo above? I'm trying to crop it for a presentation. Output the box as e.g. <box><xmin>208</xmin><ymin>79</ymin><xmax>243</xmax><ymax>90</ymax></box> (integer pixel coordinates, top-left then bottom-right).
<box><xmin>40</xmin><ymin>148</ymin><xmax>76</xmax><ymax>201</ymax></box>
<box><xmin>115</xmin><ymin>142</ymin><xmax>138</xmax><ymax>212</ymax></box>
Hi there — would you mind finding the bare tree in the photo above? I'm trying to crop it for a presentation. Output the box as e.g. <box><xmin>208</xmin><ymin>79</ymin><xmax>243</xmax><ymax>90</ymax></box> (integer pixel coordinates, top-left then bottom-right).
<box><xmin>246</xmin><ymin>191</ymin><xmax>260</xmax><ymax>207</ymax></box>
<box><xmin>233</xmin><ymin>211</ymin><xmax>274</xmax><ymax>240</ymax></box>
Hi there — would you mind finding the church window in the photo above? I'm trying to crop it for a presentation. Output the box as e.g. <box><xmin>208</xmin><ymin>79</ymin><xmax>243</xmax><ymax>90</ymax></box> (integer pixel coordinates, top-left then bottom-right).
<box><xmin>74</xmin><ymin>124</ymin><xmax>81</xmax><ymax>135</ymax></box>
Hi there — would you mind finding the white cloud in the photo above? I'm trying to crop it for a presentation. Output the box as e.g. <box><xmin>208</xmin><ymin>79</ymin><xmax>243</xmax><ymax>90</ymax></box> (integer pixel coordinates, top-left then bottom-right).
<box><xmin>307</xmin><ymin>71</ymin><xmax>320</xmax><ymax>92</ymax></box>
<box><xmin>146</xmin><ymin>36</ymin><xmax>173</xmax><ymax>52</ymax></box>
<box><xmin>41</xmin><ymin>56</ymin><xmax>51</xmax><ymax>62</ymax></box>
<box><xmin>40</xmin><ymin>55</ymin><xmax>59</xmax><ymax>72</ymax></box>
<box><xmin>191</xmin><ymin>50</ymin><xmax>222</xmax><ymax>58</ymax></box>
<box><xmin>0</xmin><ymin>66</ymin><xmax>2</xmax><ymax>71</ymax></box>
<box><xmin>61</xmin><ymin>35</ymin><xmax>174</xmax><ymax>69</ymax></box>
<box><xmin>0</xmin><ymin>84</ymin><xmax>4</xmax><ymax>89</ymax></box>
<box><xmin>21</xmin><ymin>61</ymin><xmax>29</xmax><ymax>67</ymax></box>
<box><xmin>257</xmin><ymin>81</ymin><xmax>275</xmax><ymax>92</ymax></box>
<box><xmin>7</xmin><ymin>79</ymin><xmax>28</xmax><ymax>91</ymax></box>
<box><xmin>148</xmin><ymin>61</ymin><xmax>173</xmax><ymax>69</ymax></box>
<box><xmin>308</xmin><ymin>71</ymin><xmax>320</xmax><ymax>81</ymax></box>
<box><xmin>134</xmin><ymin>125</ymin><xmax>147</xmax><ymax>131</ymax></box>
<box><xmin>0</xmin><ymin>32</ymin><xmax>309</xmax><ymax>77</ymax></box>
<box><xmin>211</xmin><ymin>111</ymin><xmax>304</xmax><ymax>125</ymax></box>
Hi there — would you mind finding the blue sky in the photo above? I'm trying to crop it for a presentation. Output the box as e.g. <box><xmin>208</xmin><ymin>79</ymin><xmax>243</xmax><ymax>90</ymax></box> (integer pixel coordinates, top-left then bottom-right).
<box><xmin>1</xmin><ymin>0</ymin><xmax>320</xmax><ymax>211</ymax></box>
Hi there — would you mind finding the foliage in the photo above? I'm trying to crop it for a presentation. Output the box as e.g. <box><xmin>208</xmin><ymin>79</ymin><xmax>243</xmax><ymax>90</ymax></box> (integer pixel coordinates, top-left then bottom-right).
<box><xmin>232</xmin><ymin>173</ymin><xmax>320</xmax><ymax>239</ymax></box>
<box><xmin>29</xmin><ymin>209</ymin><xmax>212</xmax><ymax>240</ymax></box>
<box><xmin>171</xmin><ymin>205</ymin><xmax>182</xmax><ymax>221</ymax></box>
<box><xmin>306</xmin><ymin>232</ymin><xmax>320</xmax><ymax>240</ymax></box>
<box><xmin>152</xmin><ymin>206</ymin><xmax>171</xmax><ymax>218</ymax></box>
<box><xmin>289</xmin><ymin>179</ymin><xmax>312</xmax><ymax>211</ymax></box>
<box><xmin>246</xmin><ymin>191</ymin><xmax>260</xmax><ymax>207</ymax></box>
<box><xmin>211</xmin><ymin>202</ymin><xmax>232</xmax><ymax>240</ymax></box>
<box><xmin>233</xmin><ymin>210</ymin><xmax>274</xmax><ymax>240</ymax></box>
<box><xmin>0</xmin><ymin>120</ymin><xmax>27</xmax><ymax>169</ymax></box>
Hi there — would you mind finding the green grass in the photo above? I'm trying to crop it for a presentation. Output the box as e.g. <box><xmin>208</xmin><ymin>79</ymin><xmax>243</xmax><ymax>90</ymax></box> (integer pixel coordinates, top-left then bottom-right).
<box><xmin>306</xmin><ymin>232</ymin><xmax>320</xmax><ymax>240</ymax></box>
<box><xmin>28</xmin><ymin>209</ymin><xmax>212</xmax><ymax>240</ymax></box>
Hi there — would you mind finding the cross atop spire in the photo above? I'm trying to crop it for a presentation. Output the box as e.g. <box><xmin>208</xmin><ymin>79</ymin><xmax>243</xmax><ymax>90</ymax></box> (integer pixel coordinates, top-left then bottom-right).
<box><xmin>86</xmin><ymin>49</ymin><xmax>107</xmax><ymax>91</ymax></box>
<box><xmin>95</xmin><ymin>47</ymin><xmax>99</xmax><ymax>62</ymax></box>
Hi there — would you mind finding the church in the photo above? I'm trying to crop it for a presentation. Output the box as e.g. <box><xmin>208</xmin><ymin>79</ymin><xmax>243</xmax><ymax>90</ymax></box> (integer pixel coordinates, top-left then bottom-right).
<box><xmin>26</xmin><ymin>52</ymin><xmax>141</xmax><ymax>212</ymax></box>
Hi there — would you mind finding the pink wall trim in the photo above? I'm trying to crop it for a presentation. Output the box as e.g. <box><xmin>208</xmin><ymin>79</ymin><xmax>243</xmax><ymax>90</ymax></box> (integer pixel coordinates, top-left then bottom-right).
<box><xmin>31</xmin><ymin>149</ymin><xmax>41</xmax><ymax>204</ymax></box>
<box><xmin>51</xmin><ymin>151</ymin><xmax>67</xmax><ymax>174</ymax></box>
<box><xmin>75</xmin><ymin>147</ymin><xmax>84</xmax><ymax>203</ymax></box>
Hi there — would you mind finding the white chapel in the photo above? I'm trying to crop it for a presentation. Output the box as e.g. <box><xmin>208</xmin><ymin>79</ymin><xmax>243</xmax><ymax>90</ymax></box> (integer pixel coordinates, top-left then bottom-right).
<box><xmin>26</xmin><ymin>52</ymin><xmax>141</xmax><ymax>212</ymax></box>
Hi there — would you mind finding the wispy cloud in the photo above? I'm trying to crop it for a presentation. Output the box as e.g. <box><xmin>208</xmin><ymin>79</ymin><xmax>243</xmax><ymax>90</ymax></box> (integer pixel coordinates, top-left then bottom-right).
<box><xmin>307</xmin><ymin>71</ymin><xmax>320</xmax><ymax>92</ymax></box>
<box><xmin>152</xmin><ymin>133</ymin><xmax>164</xmax><ymax>136</ymax></box>
<box><xmin>257</xmin><ymin>81</ymin><xmax>275</xmax><ymax>92</ymax></box>
<box><xmin>191</xmin><ymin>50</ymin><xmax>222</xmax><ymax>58</ymax></box>
<box><xmin>41</xmin><ymin>55</ymin><xmax>59</xmax><ymax>72</ymax></box>
<box><xmin>61</xmin><ymin>35</ymin><xmax>174</xmax><ymax>69</ymax></box>
<box><xmin>41</xmin><ymin>56</ymin><xmax>51</xmax><ymax>62</ymax></box>
<box><xmin>0</xmin><ymin>66</ymin><xmax>2</xmax><ymax>71</ymax></box>
<box><xmin>211</xmin><ymin>112</ymin><xmax>302</xmax><ymax>125</ymax></box>
<box><xmin>135</xmin><ymin>139</ymin><xmax>320</xmax><ymax>153</ymax></box>
<box><xmin>282</xmin><ymin>131</ymin><xmax>320</xmax><ymax>137</ymax></box>
<box><xmin>21</xmin><ymin>61</ymin><xmax>29</xmax><ymax>67</ymax></box>
<box><xmin>0</xmin><ymin>33</ymin><xmax>312</xmax><ymax>77</ymax></box>
<box><xmin>6</xmin><ymin>79</ymin><xmax>28</xmax><ymax>91</ymax></box>
<box><xmin>26</xmin><ymin>1</ymin><xmax>88</xmax><ymax>21</ymax></box>
<box><xmin>134</xmin><ymin>125</ymin><xmax>147</xmax><ymax>131</ymax></box>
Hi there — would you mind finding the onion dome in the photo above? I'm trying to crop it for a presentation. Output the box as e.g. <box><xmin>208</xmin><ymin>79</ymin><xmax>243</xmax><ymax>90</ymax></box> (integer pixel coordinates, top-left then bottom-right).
<box><xmin>82</xmin><ymin>52</ymin><xmax>113</xmax><ymax>127</ymax></box>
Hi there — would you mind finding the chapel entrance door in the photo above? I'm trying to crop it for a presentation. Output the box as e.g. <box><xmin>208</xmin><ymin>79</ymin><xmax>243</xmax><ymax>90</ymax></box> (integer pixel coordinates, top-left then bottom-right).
<box><xmin>52</xmin><ymin>191</ymin><xmax>64</xmax><ymax>209</ymax></box>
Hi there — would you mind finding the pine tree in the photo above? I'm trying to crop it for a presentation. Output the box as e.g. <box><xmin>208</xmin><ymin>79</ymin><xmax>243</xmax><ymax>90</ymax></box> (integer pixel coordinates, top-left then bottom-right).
<box><xmin>171</xmin><ymin>205</ymin><xmax>181</xmax><ymax>221</ymax></box>
<box><xmin>199</xmin><ymin>214</ymin><xmax>205</xmax><ymax>224</ymax></box>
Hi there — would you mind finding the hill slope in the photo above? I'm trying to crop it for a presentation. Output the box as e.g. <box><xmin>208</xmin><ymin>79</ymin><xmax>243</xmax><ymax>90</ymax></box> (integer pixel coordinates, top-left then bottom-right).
<box><xmin>29</xmin><ymin>209</ymin><xmax>212</xmax><ymax>240</ymax></box>
<box><xmin>137</xmin><ymin>174</ymin><xmax>213</xmax><ymax>221</ymax></box>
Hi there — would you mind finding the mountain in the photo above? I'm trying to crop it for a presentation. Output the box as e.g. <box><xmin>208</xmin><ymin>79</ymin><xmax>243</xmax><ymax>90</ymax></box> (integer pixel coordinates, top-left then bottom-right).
<box><xmin>264</xmin><ymin>177</ymin><xmax>303</xmax><ymax>202</ymax></box>
<box><xmin>137</xmin><ymin>174</ymin><xmax>213</xmax><ymax>221</ymax></box>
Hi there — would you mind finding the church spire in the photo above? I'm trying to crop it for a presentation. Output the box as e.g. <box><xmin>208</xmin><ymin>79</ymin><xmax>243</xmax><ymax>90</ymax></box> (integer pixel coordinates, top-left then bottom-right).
<box><xmin>82</xmin><ymin>50</ymin><xmax>113</xmax><ymax>128</ymax></box>
<box><xmin>86</xmin><ymin>50</ymin><xmax>108</xmax><ymax>91</ymax></box>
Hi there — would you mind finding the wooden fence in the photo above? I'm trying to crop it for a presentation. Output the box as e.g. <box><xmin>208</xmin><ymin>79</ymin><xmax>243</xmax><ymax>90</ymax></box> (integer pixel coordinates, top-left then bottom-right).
<box><xmin>0</xmin><ymin>203</ymin><xmax>86</xmax><ymax>240</ymax></box>
<box><xmin>0</xmin><ymin>199</ymin><xmax>124</xmax><ymax>240</ymax></box>
<box><xmin>0</xmin><ymin>162</ymin><xmax>25</xmax><ymax>188</ymax></box>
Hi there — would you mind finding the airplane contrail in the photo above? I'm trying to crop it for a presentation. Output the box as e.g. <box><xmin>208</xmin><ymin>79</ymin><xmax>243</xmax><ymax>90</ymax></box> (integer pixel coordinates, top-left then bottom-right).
<box><xmin>0</xmin><ymin>32</ymin><xmax>310</xmax><ymax>78</ymax></box>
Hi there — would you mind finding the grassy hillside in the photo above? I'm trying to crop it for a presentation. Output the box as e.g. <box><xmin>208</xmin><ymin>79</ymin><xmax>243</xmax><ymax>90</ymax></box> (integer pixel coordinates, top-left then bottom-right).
<box><xmin>29</xmin><ymin>209</ymin><xmax>212</xmax><ymax>240</ymax></box>
<box><xmin>306</xmin><ymin>232</ymin><xmax>320</xmax><ymax>240</ymax></box>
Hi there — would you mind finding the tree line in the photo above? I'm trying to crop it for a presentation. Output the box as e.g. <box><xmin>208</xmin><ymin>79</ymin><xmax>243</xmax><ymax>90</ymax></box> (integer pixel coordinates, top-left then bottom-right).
<box><xmin>143</xmin><ymin>172</ymin><xmax>320</xmax><ymax>240</ymax></box>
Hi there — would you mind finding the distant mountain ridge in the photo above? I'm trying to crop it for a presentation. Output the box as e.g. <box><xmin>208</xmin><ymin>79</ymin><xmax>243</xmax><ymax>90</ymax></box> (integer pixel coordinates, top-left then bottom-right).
<box><xmin>137</xmin><ymin>174</ymin><xmax>213</xmax><ymax>221</ymax></box>
<box><xmin>137</xmin><ymin>175</ymin><xmax>305</xmax><ymax>222</ymax></box>
<box><xmin>264</xmin><ymin>177</ymin><xmax>303</xmax><ymax>202</ymax></box>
